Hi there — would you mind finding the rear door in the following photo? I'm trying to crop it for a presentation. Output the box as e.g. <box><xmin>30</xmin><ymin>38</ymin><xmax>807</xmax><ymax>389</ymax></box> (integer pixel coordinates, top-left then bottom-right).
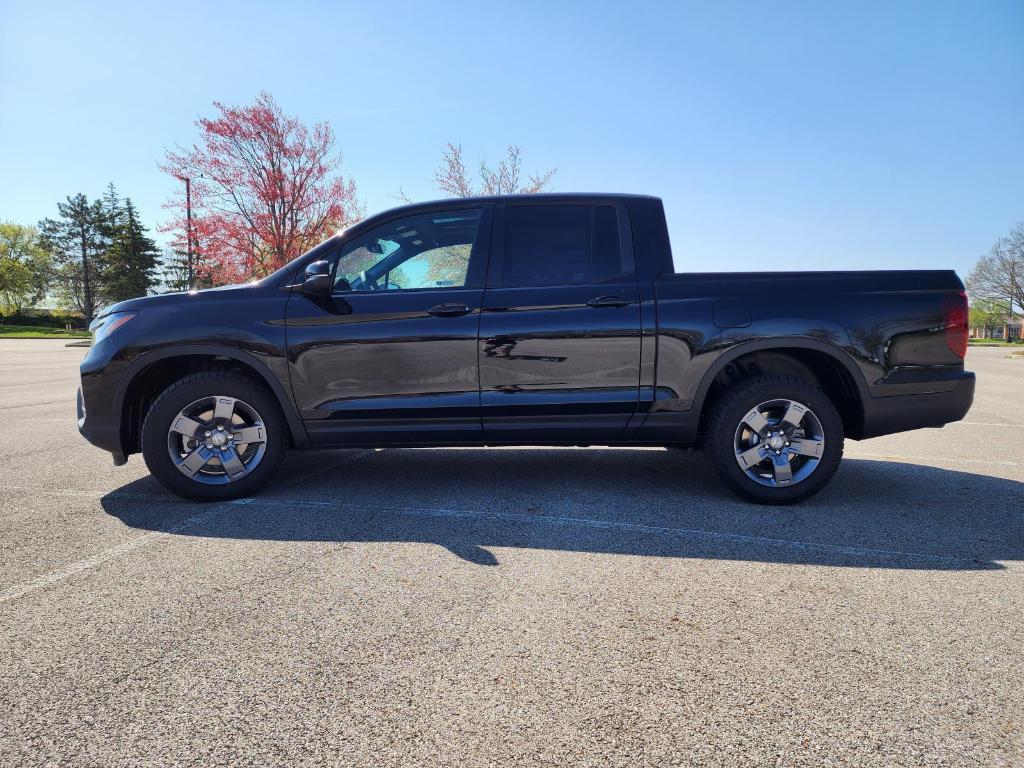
<box><xmin>479</xmin><ymin>202</ymin><xmax>642</xmax><ymax>442</ymax></box>
<box><xmin>286</xmin><ymin>206</ymin><xmax>491</xmax><ymax>445</ymax></box>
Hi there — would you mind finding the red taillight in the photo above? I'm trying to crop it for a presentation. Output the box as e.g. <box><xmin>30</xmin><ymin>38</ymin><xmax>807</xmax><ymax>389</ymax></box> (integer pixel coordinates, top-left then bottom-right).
<box><xmin>945</xmin><ymin>290</ymin><xmax>968</xmax><ymax>358</ymax></box>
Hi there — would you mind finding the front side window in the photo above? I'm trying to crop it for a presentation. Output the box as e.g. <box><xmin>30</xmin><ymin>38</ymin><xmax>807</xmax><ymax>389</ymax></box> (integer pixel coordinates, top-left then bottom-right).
<box><xmin>333</xmin><ymin>209</ymin><xmax>482</xmax><ymax>292</ymax></box>
<box><xmin>499</xmin><ymin>205</ymin><xmax>633</xmax><ymax>288</ymax></box>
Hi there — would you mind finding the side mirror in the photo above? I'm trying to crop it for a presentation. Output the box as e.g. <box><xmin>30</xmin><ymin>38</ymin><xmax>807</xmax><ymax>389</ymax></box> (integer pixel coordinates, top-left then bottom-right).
<box><xmin>302</xmin><ymin>260</ymin><xmax>332</xmax><ymax>298</ymax></box>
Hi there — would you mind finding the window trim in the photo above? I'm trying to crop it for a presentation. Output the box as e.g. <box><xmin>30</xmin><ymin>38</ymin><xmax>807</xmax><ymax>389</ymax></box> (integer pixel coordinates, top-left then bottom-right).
<box><xmin>328</xmin><ymin>206</ymin><xmax>493</xmax><ymax>297</ymax></box>
<box><xmin>486</xmin><ymin>201</ymin><xmax>636</xmax><ymax>290</ymax></box>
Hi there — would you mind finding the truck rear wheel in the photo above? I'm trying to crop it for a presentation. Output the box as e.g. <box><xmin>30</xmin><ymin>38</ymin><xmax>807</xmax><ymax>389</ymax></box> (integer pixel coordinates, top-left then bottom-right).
<box><xmin>704</xmin><ymin>375</ymin><xmax>844</xmax><ymax>504</ymax></box>
<box><xmin>141</xmin><ymin>372</ymin><xmax>287</xmax><ymax>502</ymax></box>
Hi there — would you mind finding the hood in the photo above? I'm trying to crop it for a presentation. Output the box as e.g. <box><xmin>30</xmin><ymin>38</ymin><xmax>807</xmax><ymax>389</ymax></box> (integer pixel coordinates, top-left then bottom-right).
<box><xmin>94</xmin><ymin>281</ymin><xmax>265</xmax><ymax>318</ymax></box>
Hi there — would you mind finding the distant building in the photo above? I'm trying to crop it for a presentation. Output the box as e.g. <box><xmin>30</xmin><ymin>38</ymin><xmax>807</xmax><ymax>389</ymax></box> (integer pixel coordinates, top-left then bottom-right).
<box><xmin>970</xmin><ymin>311</ymin><xmax>1023</xmax><ymax>340</ymax></box>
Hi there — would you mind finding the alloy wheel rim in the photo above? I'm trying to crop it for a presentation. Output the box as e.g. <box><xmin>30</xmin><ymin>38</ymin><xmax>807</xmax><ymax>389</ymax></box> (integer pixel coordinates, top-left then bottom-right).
<box><xmin>166</xmin><ymin>396</ymin><xmax>267</xmax><ymax>485</ymax></box>
<box><xmin>733</xmin><ymin>398</ymin><xmax>825</xmax><ymax>488</ymax></box>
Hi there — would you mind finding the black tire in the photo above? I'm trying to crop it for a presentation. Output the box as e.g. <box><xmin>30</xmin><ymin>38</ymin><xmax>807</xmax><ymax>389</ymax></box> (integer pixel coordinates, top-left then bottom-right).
<box><xmin>704</xmin><ymin>375</ymin><xmax>844</xmax><ymax>505</ymax></box>
<box><xmin>141</xmin><ymin>372</ymin><xmax>287</xmax><ymax>502</ymax></box>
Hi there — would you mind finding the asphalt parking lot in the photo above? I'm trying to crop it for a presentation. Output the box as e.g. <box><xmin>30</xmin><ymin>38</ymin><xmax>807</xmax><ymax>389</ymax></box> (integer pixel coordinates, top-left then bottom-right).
<box><xmin>0</xmin><ymin>339</ymin><xmax>1021</xmax><ymax>767</ymax></box>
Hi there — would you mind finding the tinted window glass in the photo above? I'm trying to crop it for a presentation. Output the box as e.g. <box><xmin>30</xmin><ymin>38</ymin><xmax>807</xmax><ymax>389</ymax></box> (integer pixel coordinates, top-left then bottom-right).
<box><xmin>333</xmin><ymin>209</ymin><xmax>481</xmax><ymax>292</ymax></box>
<box><xmin>500</xmin><ymin>205</ymin><xmax>631</xmax><ymax>287</ymax></box>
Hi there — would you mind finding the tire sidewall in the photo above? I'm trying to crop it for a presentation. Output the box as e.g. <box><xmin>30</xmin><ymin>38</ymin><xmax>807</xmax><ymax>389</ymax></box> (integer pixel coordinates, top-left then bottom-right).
<box><xmin>707</xmin><ymin>376</ymin><xmax>844</xmax><ymax>505</ymax></box>
<box><xmin>141</xmin><ymin>374</ymin><xmax>286</xmax><ymax>501</ymax></box>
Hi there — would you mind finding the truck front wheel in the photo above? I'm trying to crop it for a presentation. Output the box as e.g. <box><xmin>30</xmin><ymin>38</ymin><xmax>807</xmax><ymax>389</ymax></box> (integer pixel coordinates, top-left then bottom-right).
<box><xmin>141</xmin><ymin>372</ymin><xmax>287</xmax><ymax>502</ymax></box>
<box><xmin>704</xmin><ymin>375</ymin><xmax>844</xmax><ymax>504</ymax></box>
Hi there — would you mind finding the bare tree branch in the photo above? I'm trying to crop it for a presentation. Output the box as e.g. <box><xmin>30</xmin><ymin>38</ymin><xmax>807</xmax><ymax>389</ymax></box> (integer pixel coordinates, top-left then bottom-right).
<box><xmin>431</xmin><ymin>143</ymin><xmax>556</xmax><ymax>198</ymax></box>
<box><xmin>966</xmin><ymin>224</ymin><xmax>1024</xmax><ymax>318</ymax></box>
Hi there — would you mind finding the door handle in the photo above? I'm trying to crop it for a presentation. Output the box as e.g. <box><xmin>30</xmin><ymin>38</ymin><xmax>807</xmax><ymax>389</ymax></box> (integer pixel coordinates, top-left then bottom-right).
<box><xmin>427</xmin><ymin>302</ymin><xmax>473</xmax><ymax>317</ymax></box>
<box><xmin>586</xmin><ymin>295</ymin><xmax>631</xmax><ymax>308</ymax></box>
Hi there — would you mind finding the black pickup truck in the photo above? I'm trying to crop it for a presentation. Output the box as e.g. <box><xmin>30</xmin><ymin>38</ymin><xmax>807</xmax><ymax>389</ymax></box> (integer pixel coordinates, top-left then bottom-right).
<box><xmin>78</xmin><ymin>194</ymin><xmax>974</xmax><ymax>504</ymax></box>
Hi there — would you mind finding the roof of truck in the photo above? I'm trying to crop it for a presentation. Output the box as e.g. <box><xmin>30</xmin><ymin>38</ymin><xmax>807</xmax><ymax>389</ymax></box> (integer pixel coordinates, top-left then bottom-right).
<box><xmin>415</xmin><ymin>192</ymin><xmax>661</xmax><ymax>206</ymax></box>
<box><xmin>363</xmin><ymin>192</ymin><xmax>662</xmax><ymax>220</ymax></box>
<box><xmin>347</xmin><ymin>193</ymin><xmax>662</xmax><ymax>235</ymax></box>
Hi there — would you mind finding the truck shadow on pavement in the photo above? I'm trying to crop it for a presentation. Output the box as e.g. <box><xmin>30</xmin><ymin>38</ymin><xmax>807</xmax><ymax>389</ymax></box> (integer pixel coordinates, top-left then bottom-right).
<box><xmin>101</xmin><ymin>448</ymin><xmax>1024</xmax><ymax>570</ymax></box>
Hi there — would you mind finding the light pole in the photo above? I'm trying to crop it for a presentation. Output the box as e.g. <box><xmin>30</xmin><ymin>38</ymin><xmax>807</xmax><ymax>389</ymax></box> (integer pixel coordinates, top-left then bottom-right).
<box><xmin>175</xmin><ymin>175</ymin><xmax>194</xmax><ymax>290</ymax></box>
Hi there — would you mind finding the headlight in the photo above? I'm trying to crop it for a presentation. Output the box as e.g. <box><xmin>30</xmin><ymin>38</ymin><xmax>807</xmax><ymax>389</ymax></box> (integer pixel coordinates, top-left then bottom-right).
<box><xmin>89</xmin><ymin>311</ymin><xmax>138</xmax><ymax>344</ymax></box>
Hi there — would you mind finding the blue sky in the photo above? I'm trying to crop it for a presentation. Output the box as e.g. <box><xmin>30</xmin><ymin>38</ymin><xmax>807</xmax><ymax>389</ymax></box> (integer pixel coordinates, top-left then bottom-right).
<box><xmin>1</xmin><ymin>0</ymin><xmax>1021</xmax><ymax>275</ymax></box>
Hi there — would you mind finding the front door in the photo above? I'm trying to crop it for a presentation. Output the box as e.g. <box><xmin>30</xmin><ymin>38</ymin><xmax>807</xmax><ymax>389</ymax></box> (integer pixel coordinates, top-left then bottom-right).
<box><xmin>287</xmin><ymin>206</ymin><xmax>491</xmax><ymax>445</ymax></box>
<box><xmin>479</xmin><ymin>202</ymin><xmax>642</xmax><ymax>442</ymax></box>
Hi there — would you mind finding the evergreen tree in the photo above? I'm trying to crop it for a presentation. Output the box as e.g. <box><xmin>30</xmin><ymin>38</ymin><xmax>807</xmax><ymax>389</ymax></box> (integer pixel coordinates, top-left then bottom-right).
<box><xmin>101</xmin><ymin>182</ymin><xmax>121</xmax><ymax>237</ymax></box>
<box><xmin>158</xmin><ymin>246</ymin><xmax>193</xmax><ymax>293</ymax></box>
<box><xmin>103</xmin><ymin>198</ymin><xmax>159</xmax><ymax>302</ymax></box>
<box><xmin>96</xmin><ymin>182</ymin><xmax>122</xmax><ymax>299</ymax></box>
<box><xmin>159</xmin><ymin>246</ymin><xmax>213</xmax><ymax>292</ymax></box>
<box><xmin>38</xmin><ymin>194</ymin><xmax>107</xmax><ymax>322</ymax></box>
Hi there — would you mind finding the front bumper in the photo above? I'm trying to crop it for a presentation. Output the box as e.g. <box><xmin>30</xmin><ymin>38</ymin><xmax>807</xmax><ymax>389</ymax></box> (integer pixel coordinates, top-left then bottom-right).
<box><xmin>859</xmin><ymin>371</ymin><xmax>975</xmax><ymax>439</ymax></box>
<box><xmin>77</xmin><ymin>385</ymin><xmax>127</xmax><ymax>465</ymax></box>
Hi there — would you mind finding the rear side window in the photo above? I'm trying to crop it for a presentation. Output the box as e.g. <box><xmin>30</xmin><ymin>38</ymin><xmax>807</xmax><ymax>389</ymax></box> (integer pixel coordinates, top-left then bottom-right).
<box><xmin>498</xmin><ymin>205</ymin><xmax>633</xmax><ymax>288</ymax></box>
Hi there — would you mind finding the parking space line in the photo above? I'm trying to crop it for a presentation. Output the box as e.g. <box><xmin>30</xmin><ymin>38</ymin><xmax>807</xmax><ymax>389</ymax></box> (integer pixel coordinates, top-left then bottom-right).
<box><xmin>0</xmin><ymin>485</ymin><xmax>169</xmax><ymax>501</ymax></box>
<box><xmin>0</xmin><ymin>502</ymin><xmax>242</xmax><ymax>605</ymax></box>
<box><xmin>845</xmin><ymin>452</ymin><xmax>1019</xmax><ymax>466</ymax></box>
<box><xmin>955</xmin><ymin>421</ymin><xmax>1024</xmax><ymax>428</ymax></box>
<box><xmin>387</xmin><ymin>506</ymin><xmax>978</xmax><ymax>566</ymax></box>
<box><xmin>215</xmin><ymin>497</ymin><xmax>983</xmax><ymax>566</ymax></box>
<box><xmin>0</xmin><ymin>456</ymin><xmax>1004</xmax><ymax>605</ymax></box>
<box><xmin>0</xmin><ymin>400</ymin><xmax>69</xmax><ymax>411</ymax></box>
<box><xmin>94</xmin><ymin>491</ymin><xmax>988</xmax><ymax>566</ymax></box>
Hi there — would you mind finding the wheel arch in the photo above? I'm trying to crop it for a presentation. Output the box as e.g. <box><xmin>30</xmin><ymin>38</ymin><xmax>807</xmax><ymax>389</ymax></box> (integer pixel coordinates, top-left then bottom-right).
<box><xmin>693</xmin><ymin>338</ymin><xmax>869</xmax><ymax>439</ymax></box>
<box><xmin>116</xmin><ymin>345</ymin><xmax>308</xmax><ymax>456</ymax></box>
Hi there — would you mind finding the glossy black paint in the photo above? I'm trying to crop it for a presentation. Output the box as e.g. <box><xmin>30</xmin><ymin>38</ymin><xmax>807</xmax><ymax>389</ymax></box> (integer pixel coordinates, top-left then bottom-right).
<box><xmin>77</xmin><ymin>282</ymin><xmax>305</xmax><ymax>461</ymax></box>
<box><xmin>479</xmin><ymin>283</ymin><xmax>642</xmax><ymax>441</ymax></box>
<box><xmin>287</xmin><ymin>288</ymin><xmax>485</xmax><ymax>444</ymax></box>
<box><xmin>77</xmin><ymin>193</ymin><xmax>974</xmax><ymax>464</ymax></box>
<box><xmin>478</xmin><ymin>200</ymin><xmax>643</xmax><ymax>442</ymax></box>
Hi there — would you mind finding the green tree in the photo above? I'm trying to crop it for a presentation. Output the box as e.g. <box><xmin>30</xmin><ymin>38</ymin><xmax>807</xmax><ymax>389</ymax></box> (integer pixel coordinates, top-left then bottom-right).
<box><xmin>38</xmin><ymin>194</ymin><xmax>107</xmax><ymax>322</ymax></box>
<box><xmin>159</xmin><ymin>245</ymin><xmax>212</xmax><ymax>293</ymax></box>
<box><xmin>98</xmin><ymin>182</ymin><xmax>122</xmax><ymax>269</ymax></box>
<box><xmin>0</xmin><ymin>222</ymin><xmax>53</xmax><ymax>314</ymax></box>
<box><xmin>159</xmin><ymin>246</ymin><xmax>191</xmax><ymax>293</ymax></box>
<box><xmin>969</xmin><ymin>297</ymin><xmax>1011</xmax><ymax>338</ymax></box>
<box><xmin>969</xmin><ymin>297</ymin><xmax>1008</xmax><ymax>327</ymax></box>
<box><xmin>102</xmin><ymin>182</ymin><xmax>121</xmax><ymax>230</ymax></box>
<box><xmin>0</xmin><ymin>257</ymin><xmax>32</xmax><ymax>315</ymax></box>
<box><xmin>103</xmin><ymin>199</ymin><xmax>160</xmax><ymax>302</ymax></box>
